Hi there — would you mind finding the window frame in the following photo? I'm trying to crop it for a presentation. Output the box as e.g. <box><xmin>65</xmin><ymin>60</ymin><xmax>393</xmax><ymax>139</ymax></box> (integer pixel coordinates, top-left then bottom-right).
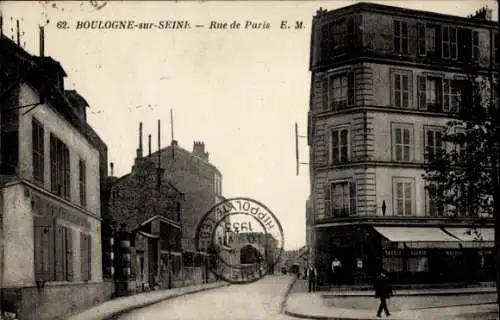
<box><xmin>50</xmin><ymin>133</ymin><xmax>71</xmax><ymax>200</ymax></box>
<box><xmin>391</xmin><ymin>69</ymin><xmax>413</xmax><ymax>109</ymax></box>
<box><xmin>324</xmin><ymin>179</ymin><xmax>357</xmax><ymax>217</ymax></box>
<box><xmin>392</xmin><ymin>177</ymin><xmax>415</xmax><ymax>216</ymax></box>
<box><xmin>32</xmin><ymin>118</ymin><xmax>45</xmax><ymax>185</ymax></box>
<box><xmin>79</xmin><ymin>159</ymin><xmax>87</xmax><ymax>207</ymax></box>
<box><xmin>391</xmin><ymin>123</ymin><xmax>414</xmax><ymax>162</ymax></box>
<box><xmin>423</xmin><ymin>126</ymin><xmax>445</xmax><ymax>162</ymax></box>
<box><xmin>472</xmin><ymin>30</ymin><xmax>480</xmax><ymax>62</ymax></box>
<box><xmin>425</xmin><ymin>183</ymin><xmax>445</xmax><ymax>217</ymax></box>
<box><xmin>323</xmin><ymin>70</ymin><xmax>356</xmax><ymax>111</ymax></box>
<box><xmin>393</xmin><ymin>19</ymin><xmax>409</xmax><ymax>55</ymax></box>
<box><xmin>329</xmin><ymin>125</ymin><xmax>351</xmax><ymax>164</ymax></box>
<box><xmin>442</xmin><ymin>25</ymin><xmax>458</xmax><ymax>60</ymax></box>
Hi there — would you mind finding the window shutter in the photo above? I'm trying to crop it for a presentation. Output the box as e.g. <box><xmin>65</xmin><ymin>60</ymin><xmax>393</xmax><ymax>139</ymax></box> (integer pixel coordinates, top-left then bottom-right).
<box><xmin>324</xmin><ymin>183</ymin><xmax>331</xmax><ymax>216</ymax></box>
<box><xmin>355</xmin><ymin>15</ymin><xmax>363</xmax><ymax>48</ymax></box>
<box><xmin>418</xmin><ymin>76</ymin><xmax>427</xmax><ymax>110</ymax></box>
<box><xmin>87</xmin><ymin>235</ymin><xmax>92</xmax><ymax>281</ymax></box>
<box><xmin>443</xmin><ymin>79</ymin><xmax>450</xmax><ymax>112</ymax></box>
<box><xmin>322</xmin><ymin>77</ymin><xmax>329</xmax><ymax>111</ymax></box>
<box><xmin>34</xmin><ymin>217</ymin><xmax>55</xmax><ymax>281</ymax></box>
<box><xmin>80</xmin><ymin>233</ymin><xmax>88</xmax><ymax>281</ymax></box>
<box><xmin>66</xmin><ymin>228</ymin><xmax>73</xmax><ymax>281</ymax></box>
<box><xmin>436</xmin><ymin>78</ymin><xmax>443</xmax><ymax>109</ymax></box>
<box><xmin>347</xmin><ymin>71</ymin><xmax>355</xmax><ymax>105</ymax></box>
<box><xmin>349</xmin><ymin>182</ymin><xmax>357</xmax><ymax>215</ymax></box>
<box><xmin>55</xmin><ymin>225</ymin><xmax>66</xmax><ymax>281</ymax></box>
<box><xmin>417</xmin><ymin>23</ymin><xmax>426</xmax><ymax>55</ymax></box>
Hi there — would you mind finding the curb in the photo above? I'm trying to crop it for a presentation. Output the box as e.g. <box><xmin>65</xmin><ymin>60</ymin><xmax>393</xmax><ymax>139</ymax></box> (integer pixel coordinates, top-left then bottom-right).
<box><xmin>280</xmin><ymin>276</ymin><xmax>300</xmax><ymax>313</ymax></box>
<box><xmin>321</xmin><ymin>288</ymin><xmax>497</xmax><ymax>298</ymax></box>
<box><xmin>99</xmin><ymin>282</ymin><xmax>231</xmax><ymax>320</ymax></box>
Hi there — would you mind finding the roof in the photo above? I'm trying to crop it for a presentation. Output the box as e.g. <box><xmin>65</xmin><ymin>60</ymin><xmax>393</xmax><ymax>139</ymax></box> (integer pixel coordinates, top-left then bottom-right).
<box><xmin>315</xmin><ymin>2</ymin><xmax>498</xmax><ymax>29</ymax></box>
<box><xmin>147</xmin><ymin>143</ymin><xmax>222</xmax><ymax>175</ymax></box>
<box><xmin>65</xmin><ymin>90</ymin><xmax>89</xmax><ymax>108</ymax></box>
<box><xmin>0</xmin><ymin>35</ymin><xmax>106</xmax><ymax>152</ymax></box>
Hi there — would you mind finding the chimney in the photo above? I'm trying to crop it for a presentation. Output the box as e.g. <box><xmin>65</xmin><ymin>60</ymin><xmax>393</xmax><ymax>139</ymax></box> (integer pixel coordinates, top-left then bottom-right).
<box><xmin>136</xmin><ymin>122</ymin><xmax>143</xmax><ymax>158</ymax></box>
<box><xmin>39</xmin><ymin>25</ymin><xmax>45</xmax><ymax>57</ymax></box>
<box><xmin>110</xmin><ymin>162</ymin><xmax>114</xmax><ymax>177</ymax></box>
<box><xmin>193</xmin><ymin>141</ymin><xmax>209</xmax><ymax>161</ymax></box>
<box><xmin>148</xmin><ymin>134</ymin><xmax>152</xmax><ymax>156</ymax></box>
<box><xmin>16</xmin><ymin>19</ymin><xmax>20</xmax><ymax>46</ymax></box>
<box><xmin>171</xmin><ymin>140</ymin><xmax>178</xmax><ymax>146</ymax></box>
<box><xmin>486</xmin><ymin>8</ymin><xmax>493</xmax><ymax>20</ymax></box>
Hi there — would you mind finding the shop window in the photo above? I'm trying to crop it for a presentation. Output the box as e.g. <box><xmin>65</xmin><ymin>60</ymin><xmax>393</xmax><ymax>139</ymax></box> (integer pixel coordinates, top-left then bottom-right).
<box><xmin>382</xmin><ymin>257</ymin><xmax>403</xmax><ymax>272</ymax></box>
<box><xmin>408</xmin><ymin>256</ymin><xmax>429</xmax><ymax>272</ymax></box>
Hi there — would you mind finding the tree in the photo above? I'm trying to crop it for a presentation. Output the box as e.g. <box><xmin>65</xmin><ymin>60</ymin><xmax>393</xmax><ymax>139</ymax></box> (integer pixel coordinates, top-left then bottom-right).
<box><xmin>423</xmin><ymin>67</ymin><xmax>499</xmax><ymax>300</ymax></box>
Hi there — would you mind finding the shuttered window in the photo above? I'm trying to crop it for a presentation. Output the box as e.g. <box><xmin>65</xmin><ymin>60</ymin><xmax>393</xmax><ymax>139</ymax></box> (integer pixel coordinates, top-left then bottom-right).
<box><xmin>32</xmin><ymin>119</ymin><xmax>45</xmax><ymax>185</ymax></box>
<box><xmin>34</xmin><ymin>217</ymin><xmax>73</xmax><ymax>282</ymax></box>
<box><xmin>80</xmin><ymin>233</ymin><xmax>92</xmax><ymax>281</ymax></box>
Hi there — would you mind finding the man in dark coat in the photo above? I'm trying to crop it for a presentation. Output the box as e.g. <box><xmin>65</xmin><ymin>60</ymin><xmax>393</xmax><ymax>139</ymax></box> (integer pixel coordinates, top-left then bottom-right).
<box><xmin>307</xmin><ymin>264</ymin><xmax>318</xmax><ymax>293</ymax></box>
<box><xmin>374</xmin><ymin>272</ymin><xmax>393</xmax><ymax>317</ymax></box>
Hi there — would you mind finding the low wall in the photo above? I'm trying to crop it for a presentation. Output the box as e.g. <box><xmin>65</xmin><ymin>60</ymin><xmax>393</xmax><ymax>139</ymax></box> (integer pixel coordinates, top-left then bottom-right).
<box><xmin>2</xmin><ymin>281</ymin><xmax>115</xmax><ymax>320</ymax></box>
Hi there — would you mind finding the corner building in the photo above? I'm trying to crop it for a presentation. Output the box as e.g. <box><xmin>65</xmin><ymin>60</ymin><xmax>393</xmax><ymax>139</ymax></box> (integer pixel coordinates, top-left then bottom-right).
<box><xmin>308</xmin><ymin>3</ymin><xmax>497</xmax><ymax>285</ymax></box>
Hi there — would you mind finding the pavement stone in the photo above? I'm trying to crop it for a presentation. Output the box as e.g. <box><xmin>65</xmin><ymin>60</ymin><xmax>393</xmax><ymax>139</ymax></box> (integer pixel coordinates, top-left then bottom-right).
<box><xmin>65</xmin><ymin>281</ymin><xmax>230</xmax><ymax>320</ymax></box>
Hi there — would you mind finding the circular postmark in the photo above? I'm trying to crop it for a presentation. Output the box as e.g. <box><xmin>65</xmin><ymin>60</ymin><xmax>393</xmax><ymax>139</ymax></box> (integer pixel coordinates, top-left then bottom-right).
<box><xmin>195</xmin><ymin>197</ymin><xmax>284</xmax><ymax>284</ymax></box>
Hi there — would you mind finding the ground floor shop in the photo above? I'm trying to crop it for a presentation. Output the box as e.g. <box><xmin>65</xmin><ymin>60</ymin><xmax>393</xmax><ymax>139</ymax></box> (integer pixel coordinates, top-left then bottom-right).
<box><xmin>313</xmin><ymin>224</ymin><xmax>495</xmax><ymax>285</ymax></box>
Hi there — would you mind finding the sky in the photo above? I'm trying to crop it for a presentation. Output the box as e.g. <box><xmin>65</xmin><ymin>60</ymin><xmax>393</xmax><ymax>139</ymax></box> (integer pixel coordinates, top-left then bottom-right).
<box><xmin>0</xmin><ymin>0</ymin><xmax>496</xmax><ymax>250</ymax></box>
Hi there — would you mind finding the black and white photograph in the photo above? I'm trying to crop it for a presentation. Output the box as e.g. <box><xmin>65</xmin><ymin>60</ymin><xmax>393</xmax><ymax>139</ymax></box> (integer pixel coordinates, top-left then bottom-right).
<box><xmin>0</xmin><ymin>0</ymin><xmax>500</xmax><ymax>319</ymax></box>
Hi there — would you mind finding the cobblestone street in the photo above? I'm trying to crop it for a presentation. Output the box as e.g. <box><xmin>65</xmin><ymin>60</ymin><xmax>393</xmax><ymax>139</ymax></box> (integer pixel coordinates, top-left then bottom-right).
<box><xmin>117</xmin><ymin>275</ymin><xmax>297</xmax><ymax>320</ymax></box>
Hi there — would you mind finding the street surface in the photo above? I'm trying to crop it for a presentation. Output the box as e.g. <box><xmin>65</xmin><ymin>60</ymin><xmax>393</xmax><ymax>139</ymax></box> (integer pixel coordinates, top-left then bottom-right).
<box><xmin>118</xmin><ymin>275</ymin><xmax>297</xmax><ymax>320</ymax></box>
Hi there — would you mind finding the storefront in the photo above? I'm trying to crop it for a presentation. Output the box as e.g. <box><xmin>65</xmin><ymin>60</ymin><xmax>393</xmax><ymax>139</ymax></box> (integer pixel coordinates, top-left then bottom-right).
<box><xmin>314</xmin><ymin>225</ymin><xmax>495</xmax><ymax>285</ymax></box>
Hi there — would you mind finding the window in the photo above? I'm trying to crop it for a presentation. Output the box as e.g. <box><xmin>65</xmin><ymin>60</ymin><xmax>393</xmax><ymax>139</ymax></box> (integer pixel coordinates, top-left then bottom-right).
<box><xmin>472</xmin><ymin>30</ymin><xmax>480</xmax><ymax>61</ymax></box>
<box><xmin>330</xmin><ymin>127</ymin><xmax>349</xmax><ymax>164</ymax></box>
<box><xmin>418</xmin><ymin>76</ymin><xmax>443</xmax><ymax>111</ymax></box>
<box><xmin>32</xmin><ymin>119</ymin><xmax>45</xmax><ymax>185</ymax></box>
<box><xmin>392</xmin><ymin>124</ymin><xmax>413</xmax><ymax>161</ymax></box>
<box><xmin>442</xmin><ymin>26</ymin><xmax>457</xmax><ymax>59</ymax></box>
<box><xmin>324</xmin><ymin>72</ymin><xmax>355</xmax><ymax>111</ymax></box>
<box><xmin>417</xmin><ymin>23</ymin><xmax>426</xmax><ymax>55</ymax></box>
<box><xmin>425</xmin><ymin>24</ymin><xmax>441</xmax><ymax>57</ymax></box>
<box><xmin>443</xmin><ymin>79</ymin><xmax>463</xmax><ymax>113</ymax></box>
<box><xmin>393</xmin><ymin>178</ymin><xmax>414</xmax><ymax>216</ymax></box>
<box><xmin>50</xmin><ymin>134</ymin><xmax>70</xmax><ymax>199</ymax></box>
<box><xmin>80</xmin><ymin>233</ymin><xmax>92</xmax><ymax>281</ymax></box>
<box><xmin>424</xmin><ymin>127</ymin><xmax>444</xmax><ymax>162</ymax></box>
<box><xmin>392</xmin><ymin>71</ymin><xmax>411</xmax><ymax>108</ymax></box>
<box><xmin>34</xmin><ymin>217</ymin><xmax>73</xmax><ymax>282</ymax></box>
<box><xmin>393</xmin><ymin>20</ymin><xmax>409</xmax><ymax>55</ymax></box>
<box><xmin>79</xmin><ymin>159</ymin><xmax>86</xmax><ymax>207</ymax></box>
<box><xmin>324</xmin><ymin>181</ymin><xmax>357</xmax><ymax>217</ymax></box>
<box><xmin>332</xmin><ymin>19</ymin><xmax>346</xmax><ymax>50</ymax></box>
<box><xmin>426</xmin><ymin>183</ymin><xmax>445</xmax><ymax>217</ymax></box>
<box><xmin>494</xmin><ymin>32</ymin><xmax>499</xmax><ymax>64</ymax></box>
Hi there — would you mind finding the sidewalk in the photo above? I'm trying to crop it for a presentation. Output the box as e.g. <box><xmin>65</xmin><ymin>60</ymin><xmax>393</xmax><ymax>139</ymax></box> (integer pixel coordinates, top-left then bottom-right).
<box><xmin>65</xmin><ymin>281</ymin><xmax>230</xmax><ymax>320</ymax></box>
<box><xmin>285</xmin><ymin>279</ymin><xmax>499</xmax><ymax>320</ymax></box>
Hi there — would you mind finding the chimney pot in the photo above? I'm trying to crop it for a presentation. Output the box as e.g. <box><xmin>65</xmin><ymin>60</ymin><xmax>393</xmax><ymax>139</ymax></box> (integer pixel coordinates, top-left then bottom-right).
<box><xmin>148</xmin><ymin>134</ymin><xmax>152</xmax><ymax>156</ymax></box>
<box><xmin>136</xmin><ymin>122</ymin><xmax>143</xmax><ymax>159</ymax></box>
<box><xmin>110</xmin><ymin>162</ymin><xmax>114</xmax><ymax>177</ymax></box>
<box><xmin>39</xmin><ymin>25</ymin><xmax>45</xmax><ymax>57</ymax></box>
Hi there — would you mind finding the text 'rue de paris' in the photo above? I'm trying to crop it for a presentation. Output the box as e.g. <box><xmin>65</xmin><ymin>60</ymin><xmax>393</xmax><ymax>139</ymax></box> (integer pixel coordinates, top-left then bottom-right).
<box><xmin>208</xmin><ymin>20</ymin><xmax>305</xmax><ymax>30</ymax></box>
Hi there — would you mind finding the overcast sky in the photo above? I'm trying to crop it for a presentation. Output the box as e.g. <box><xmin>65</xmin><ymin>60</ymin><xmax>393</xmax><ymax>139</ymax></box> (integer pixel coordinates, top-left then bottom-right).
<box><xmin>1</xmin><ymin>0</ymin><xmax>496</xmax><ymax>250</ymax></box>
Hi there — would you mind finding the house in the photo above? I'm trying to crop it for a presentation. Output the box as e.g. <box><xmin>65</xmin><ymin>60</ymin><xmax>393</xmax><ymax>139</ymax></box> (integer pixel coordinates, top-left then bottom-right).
<box><xmin>102</xmin><ymin>124</ymin><xmax>185</xmax><ymax>294</ymax></box>
<box><xmin>307</xmin><ymin>3</ymin><xmax>497</xmax><ymax>284</ymax></box>
<box><xmin>0</xmin><ymin>33</ymin><xmax>111</xmax><ymax>319</ymax></box>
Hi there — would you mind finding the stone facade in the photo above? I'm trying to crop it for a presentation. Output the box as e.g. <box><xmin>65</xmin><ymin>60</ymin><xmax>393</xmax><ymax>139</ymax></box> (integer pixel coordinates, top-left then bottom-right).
<box><xmin>0</xmin><ymin>35</ymin><xmax>111</xmax><ymax>318</ymax></box>
<box><xmin>307</xmin><ymin>3</ymin><xmax>497</xmax><ymax>284</ymax></box>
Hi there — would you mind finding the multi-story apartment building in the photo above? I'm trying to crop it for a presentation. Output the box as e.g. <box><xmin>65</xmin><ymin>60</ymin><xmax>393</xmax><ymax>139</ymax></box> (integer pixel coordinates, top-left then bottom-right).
<box><xmin>307</xmin><ymin>3</ymin><xmax>497</xmax><ymax>285</ymax></box>
<box><xmin>0</xmin><ymin>34</ymin><xmax>111</xmax><ymax>319</ymax></box>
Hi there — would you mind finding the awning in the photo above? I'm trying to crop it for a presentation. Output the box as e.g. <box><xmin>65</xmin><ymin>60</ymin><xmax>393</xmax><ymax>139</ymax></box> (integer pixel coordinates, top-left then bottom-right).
<box><xmin>374</xmin><ymin>227</ymin><xmax>461</xmax><ymax>249</ymax></box>
<box><xmin>444</xmin><ymin>228</ymin><xmax>495</xmax><ymax>248</ymax></box>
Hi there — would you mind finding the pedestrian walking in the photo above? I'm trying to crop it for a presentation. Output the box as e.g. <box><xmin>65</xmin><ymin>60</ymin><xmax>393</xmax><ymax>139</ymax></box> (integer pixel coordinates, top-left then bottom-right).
<box><xmin>307</xmin><ymin>264</ymin><xmax>318</xmax><ymax>293</ymax></box>
<box><xmin>374</xmin><ymin>271</ymin><xmax>393</xmax><ymax>317</ymax></box>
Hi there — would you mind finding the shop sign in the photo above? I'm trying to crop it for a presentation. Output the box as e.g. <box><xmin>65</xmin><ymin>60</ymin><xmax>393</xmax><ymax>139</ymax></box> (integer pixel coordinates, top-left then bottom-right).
<box><xmin>409</xmin><ymin>250</ymin><xmax>426</xmax><ymax>256</ymax></box>
<box><xmin>32</xmin><ymin>194</ymin><xmax>91</xmax><ymax>229</ymax></box>
<box><xmin>384</xmin><ymin>249</ymin><xmax>402</xmax><ymax>256</ymax></box>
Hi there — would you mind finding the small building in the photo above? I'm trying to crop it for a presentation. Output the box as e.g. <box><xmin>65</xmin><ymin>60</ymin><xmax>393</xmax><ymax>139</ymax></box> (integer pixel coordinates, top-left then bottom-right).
<box><xmin>0</xmin><ymin>34</ymin><xmax>111</xmax><ymax>319</ymax></box>
<box><xmin>103</xmin><ymin>127</ymin><xmax>185</xmax><ymax>293</ymax></box>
